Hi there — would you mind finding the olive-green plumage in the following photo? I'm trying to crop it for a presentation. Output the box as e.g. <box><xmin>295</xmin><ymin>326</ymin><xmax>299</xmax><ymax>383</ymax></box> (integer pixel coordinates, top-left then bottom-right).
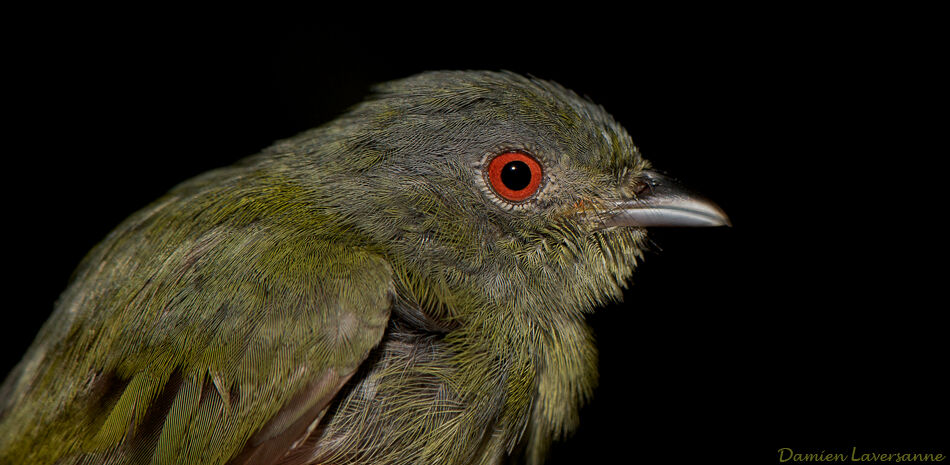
<box><xmin>0</xmin><ymin>71</ymin><xmax>723</xmax><ymax>465</ymax></box>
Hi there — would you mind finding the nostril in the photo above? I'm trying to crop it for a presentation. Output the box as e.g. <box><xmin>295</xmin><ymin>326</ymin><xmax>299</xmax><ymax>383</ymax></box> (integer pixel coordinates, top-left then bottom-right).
<box><xmin>619</xmin><ymin>169</ymin><xmax>663</xmax><ymax>200</ymax></box>
<box><xmin>625</xmin><ymin>177</ymin><xmax>655</xmax><ymax>200</ymax></box>
<box><xmin>632</xmin><ymin>180</ymin><xmax>652</xmax><ymax>197</ymax></box>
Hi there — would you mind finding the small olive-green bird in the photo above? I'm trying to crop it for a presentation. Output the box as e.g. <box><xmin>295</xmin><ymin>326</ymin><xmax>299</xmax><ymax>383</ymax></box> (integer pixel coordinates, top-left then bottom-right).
<box><xmin>0</xmin><ymin>71</ymin><xmax>727</xmax><ymax>465</ymax></box>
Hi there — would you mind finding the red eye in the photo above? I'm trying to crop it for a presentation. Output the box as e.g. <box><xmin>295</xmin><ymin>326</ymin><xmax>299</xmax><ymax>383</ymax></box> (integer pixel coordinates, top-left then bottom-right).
<box><xmin>487</xmin><ymin>152</ymin><xmax>543</xmax><ymax>202</ymax></box>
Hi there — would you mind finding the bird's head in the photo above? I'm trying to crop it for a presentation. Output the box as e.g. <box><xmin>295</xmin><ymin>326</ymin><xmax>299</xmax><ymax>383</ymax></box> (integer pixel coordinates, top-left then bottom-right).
<box><xmin>283</xmin><ymin>71</ymin><xmax>728</xmax><ymax>323</ymax></box>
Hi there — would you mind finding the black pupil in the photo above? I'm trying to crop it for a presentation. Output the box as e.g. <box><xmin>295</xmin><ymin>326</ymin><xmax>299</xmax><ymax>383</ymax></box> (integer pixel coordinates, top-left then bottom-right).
<box><xmin>500</xmin><ymin>161</ymin><xmax>532</xmax><ymax>191</ymax></box>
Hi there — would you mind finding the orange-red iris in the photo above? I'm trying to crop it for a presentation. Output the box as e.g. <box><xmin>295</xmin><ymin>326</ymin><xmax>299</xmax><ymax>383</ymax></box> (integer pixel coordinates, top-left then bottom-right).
<box><xmin>487</xmin><ymin>152</ymin><xmax>542</xmax><ymax>202</ymax></box>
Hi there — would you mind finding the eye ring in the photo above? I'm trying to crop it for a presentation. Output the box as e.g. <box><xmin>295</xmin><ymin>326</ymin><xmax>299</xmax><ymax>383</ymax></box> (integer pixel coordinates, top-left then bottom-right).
<box><xmin>486</xmin><ymin>152</ymin><xmax>543</xmax><ymax>202</ymax></box>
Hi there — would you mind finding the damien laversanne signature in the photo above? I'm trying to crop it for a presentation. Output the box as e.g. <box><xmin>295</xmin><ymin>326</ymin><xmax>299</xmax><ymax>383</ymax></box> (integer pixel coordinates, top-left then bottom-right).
<box><xmin>778</xmin><ymin>447</ymin><xmax>945</xmax><ymax>463</ymax></box>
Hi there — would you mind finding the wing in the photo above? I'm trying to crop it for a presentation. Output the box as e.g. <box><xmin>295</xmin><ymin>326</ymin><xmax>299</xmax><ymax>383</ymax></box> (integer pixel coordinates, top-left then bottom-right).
<box><xmin>0</xmin><ymin>189</ymin><xmax>393</xmax><ymax>465</ymax></box>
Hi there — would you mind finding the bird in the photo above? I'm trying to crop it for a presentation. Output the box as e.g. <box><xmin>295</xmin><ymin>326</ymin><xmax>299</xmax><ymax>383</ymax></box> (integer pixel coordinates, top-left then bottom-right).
<box><xmin>0</xmin><ymin>70</ymin><xmax>728</xmax><ymax>465</ymax></box>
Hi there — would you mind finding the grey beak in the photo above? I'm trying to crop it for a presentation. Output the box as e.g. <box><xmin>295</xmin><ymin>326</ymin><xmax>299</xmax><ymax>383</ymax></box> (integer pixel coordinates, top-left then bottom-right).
<box><xmin>599</xmin><ymin>170</ymin><xmax>730</xmax><ymax>228</ymax></box>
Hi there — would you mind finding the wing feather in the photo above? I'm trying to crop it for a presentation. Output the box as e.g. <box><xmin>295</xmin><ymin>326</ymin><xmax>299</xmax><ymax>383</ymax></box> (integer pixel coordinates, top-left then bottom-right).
<box><xmin>0</xmin><ymin>210</ymin><xmax>393</xmax><ymax>465</ymax></box>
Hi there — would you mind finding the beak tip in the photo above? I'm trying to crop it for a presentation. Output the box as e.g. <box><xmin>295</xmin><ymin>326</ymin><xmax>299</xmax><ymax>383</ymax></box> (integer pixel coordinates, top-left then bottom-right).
<box><xmin>711</xmin><ymin>205</ymin><xmax>732</xmax><ymax>228</ymax></box>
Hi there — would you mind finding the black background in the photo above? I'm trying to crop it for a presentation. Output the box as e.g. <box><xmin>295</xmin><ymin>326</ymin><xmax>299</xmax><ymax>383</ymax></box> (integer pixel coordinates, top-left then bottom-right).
<box><xmin>3</xmin><ymin>6</ymin><xmax>945</xmax><ymax>464</ymax></box>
